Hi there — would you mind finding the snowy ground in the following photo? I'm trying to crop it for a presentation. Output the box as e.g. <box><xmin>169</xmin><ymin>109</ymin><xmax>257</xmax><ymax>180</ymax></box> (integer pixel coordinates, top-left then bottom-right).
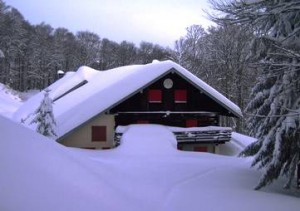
<box><xmin>0</xmin><ymin>83</ymin><xmax>22</xmax><ymax>118</ymax></box>
<box><xmin>1</xmin><ymin>117</ymin><xmax>300</xmax><ymax>211</ymax></box>
<box><xmin>1</xmin><ymin>84</ymin><xmax>300</xmax><ymax>210</ymax></box>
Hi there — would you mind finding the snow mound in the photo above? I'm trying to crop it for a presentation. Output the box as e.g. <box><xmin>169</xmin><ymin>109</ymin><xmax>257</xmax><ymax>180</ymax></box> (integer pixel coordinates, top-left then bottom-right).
<box><xmin>0</xmin><ymin>116</ymin><xmax>124</xmax><ymax>211</ymax></box>
<box><xmin>0</xmin><ymin>83</ymin><xmax>22</xmax><ymax>118</ymax></box>
<box><xmin>231</xmin><ymin>132</ymin><xmax>257</xmax><ymax>148</ymax></box>
<box><xmin>116</xmin><ymin>124</ymin><xmax>177</xmax><ymax>155</ymax></box>
<box><xmin>19</xmin><ymin>89</ymin><xmax>40</xmax><ymax>101</ymax></box>
<box><xmin>1</xmin><ymin>117</ymin><xmax>300</xmax><ymax>210</ymax></box>
<box><xmin>219</xmin><ymin>132</ymin><xmax>257</xmax><ymax>156</ymax></box>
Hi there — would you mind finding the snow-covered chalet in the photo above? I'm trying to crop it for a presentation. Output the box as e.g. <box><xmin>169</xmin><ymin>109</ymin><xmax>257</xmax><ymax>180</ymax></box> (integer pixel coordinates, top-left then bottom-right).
<box><xmin>14</xmin><ymin>60</ymin><xmax>243</xmax><ymax>153</ymax></box>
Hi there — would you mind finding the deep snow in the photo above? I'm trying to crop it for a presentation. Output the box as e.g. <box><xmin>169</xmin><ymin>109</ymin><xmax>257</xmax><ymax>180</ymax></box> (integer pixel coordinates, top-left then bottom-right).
<box><xmin>1</xmin><ymin>79</ymin><xmax>300</xmax><ymax>210</ymax></box>
<box><xmin>0</xmin><ymin>83</ymin><xmax>22</xmax><ymax>118</ymax></box>
<box><xmin>1</xmin><ymin>117</ymin><xmax>300</xmax><ymax>211</ymax></box>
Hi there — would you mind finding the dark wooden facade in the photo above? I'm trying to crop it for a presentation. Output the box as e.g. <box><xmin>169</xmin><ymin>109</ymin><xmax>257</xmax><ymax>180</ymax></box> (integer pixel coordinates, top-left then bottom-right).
<box><xmin>110</xmin><ymin>70</ymin><xmax>232</xmax><ymax>128</ymax></box>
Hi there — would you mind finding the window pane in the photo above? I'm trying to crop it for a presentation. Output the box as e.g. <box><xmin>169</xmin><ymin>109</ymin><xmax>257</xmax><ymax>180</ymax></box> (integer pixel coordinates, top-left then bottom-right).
<box><xmin>175</xmin><ymin>90</ymin><xmax>187</xmax><ymax>103</ymax></box>
<box><xmin>91</xmin><ymin>126</ymin><xmax>107</xmax><ymax>142</ymax></box>
<box><xmin>148</xmin><ymin>89</ymin><xmax>162</xmax><ymax>103</ymax></box>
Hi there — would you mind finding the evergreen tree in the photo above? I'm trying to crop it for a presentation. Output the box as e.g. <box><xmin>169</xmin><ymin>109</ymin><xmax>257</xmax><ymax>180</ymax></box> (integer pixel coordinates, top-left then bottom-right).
<box><xmin>210</xmin><ymin>0</ymin><xmax>300</xmax><ymax>189</ymax></box>
<box><xmin>31</xmin><ymin>89</ymin><xmax>57</xmax><ymax>138</ymax></box>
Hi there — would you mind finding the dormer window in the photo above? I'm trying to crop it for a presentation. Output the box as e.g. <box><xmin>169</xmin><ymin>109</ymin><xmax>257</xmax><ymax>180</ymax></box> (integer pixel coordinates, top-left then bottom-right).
<box><xmin>148</xmin><ymin>89</ymin><xmax>162</xmax><ymax>103</ymax></box>
<box><xmin>175</xmin><ymin>89</ymin><xmax>187</xmax><ymax>103</ymax></box>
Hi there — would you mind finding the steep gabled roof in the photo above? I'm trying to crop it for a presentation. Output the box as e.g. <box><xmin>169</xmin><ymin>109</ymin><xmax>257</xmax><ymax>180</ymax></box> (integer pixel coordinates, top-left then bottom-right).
<box><xmin>14</xmin><ymin>60</ymin><xmax>242</xmax><ymax>138</ymax></box>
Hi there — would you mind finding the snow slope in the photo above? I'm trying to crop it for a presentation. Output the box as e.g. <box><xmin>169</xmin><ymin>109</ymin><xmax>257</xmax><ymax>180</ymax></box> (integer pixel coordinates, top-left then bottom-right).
<box><xmin>0</xmin><ymin>116</ymin><xmax>130</xmax><ymax>211</ymax></box>
<box><xmin>1</xmin><ymin>119</ymin><xmax>299</xmax><ymax>211</ymax></box>
<box><xmin>218</xmin><ymin>132</ymin><xmax>257</xmax><ymax>156</ymax></box>
<box><xmin>231</xmin><ymin>132</ymin><xmax>257</xmax><ymax>148</ymax></box>
<box><xmin>0</xmin><ymin>83</ymin><xmax>22</xmax><ymax>118</ymax></box>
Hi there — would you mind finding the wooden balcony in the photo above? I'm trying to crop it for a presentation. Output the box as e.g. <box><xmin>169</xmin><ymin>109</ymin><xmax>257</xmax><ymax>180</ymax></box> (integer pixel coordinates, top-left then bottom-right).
<box><xmin>114</xmin><ymin>125</ymin><xmax>232</xmax><ymax>147</ymax></box>
<box><xmin>172</xmin><ymin>127</ymin><xmax>232</xmax><ymax>144</ymax></box>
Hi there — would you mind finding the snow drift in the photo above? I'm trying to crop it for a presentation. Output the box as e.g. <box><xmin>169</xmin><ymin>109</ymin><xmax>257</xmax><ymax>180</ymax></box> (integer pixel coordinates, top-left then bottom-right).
<box><xmin>0</xmin><ymin>83</ymin><xmax>21</xmax><ymax>118</ymax></box>
<box><xmin>1</xmin><ymin>117</ymin><xmax>300</xmax><ymax>211</ymax></box>
<box><xmin>116</xmin><ymin>124</ymin><xmax>177</xmax><ymax>155</ymax></box>
<box><xmin>0</xmin><ymin>116</ymin><xmax>128</xmax><ymax>211</ymax></box>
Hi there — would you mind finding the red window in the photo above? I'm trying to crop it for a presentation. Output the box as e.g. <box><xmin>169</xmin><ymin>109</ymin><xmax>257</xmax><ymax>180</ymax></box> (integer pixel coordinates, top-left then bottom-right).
<box><xmin>91</xmin><ymin>126</ymin><xmax>107</xmax><ymax>142</ymax></box>
<box><xmin>186</xmin><ymin>119</ymin><xmax>198</xmax><ymax>127</ymax></box>
<box><xmin>175</xmin><ymin>89</ymin><xmax>187</xmax><ymax>103</ymax></box>
<box><xmin>148</xmin><ymin>89</ymin><xmax>162</xmax><ymax>103</ymax></box>
<box><xmin>194</xmin><ymin>146</ymin><xmax>208</xmax><ymax>152</ymax></box>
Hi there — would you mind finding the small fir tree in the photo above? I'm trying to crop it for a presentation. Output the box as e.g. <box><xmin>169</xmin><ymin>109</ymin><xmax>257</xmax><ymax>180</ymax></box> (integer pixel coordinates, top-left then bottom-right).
<box><xmin>31</xmin><ymin>89</ymin><xmax>57</xmax><ymax>138</ymax></box>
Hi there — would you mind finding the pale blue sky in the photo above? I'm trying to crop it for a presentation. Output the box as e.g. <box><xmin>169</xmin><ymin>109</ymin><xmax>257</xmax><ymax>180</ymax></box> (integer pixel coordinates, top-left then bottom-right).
<box><xmin>5</xmin><ymin>0</ymin><xmax>213</xmax><ymax>48</ymax></box>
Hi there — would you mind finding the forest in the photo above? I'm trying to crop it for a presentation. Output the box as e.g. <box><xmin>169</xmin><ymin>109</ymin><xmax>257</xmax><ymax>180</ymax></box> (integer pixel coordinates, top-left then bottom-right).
<box><xmin>1</xmin><ymin>0</ymin><xmax>299</xmax><ymax>189</ymax></box>
<box><xmin>0</xmin><ymin>0</ymin><xmax>258</xmax><ymax>131</ymax></box>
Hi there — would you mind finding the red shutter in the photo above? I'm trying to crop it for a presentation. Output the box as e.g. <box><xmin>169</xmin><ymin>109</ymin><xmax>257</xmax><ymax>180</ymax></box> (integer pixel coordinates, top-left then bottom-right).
<box><xmin>186</xmin><ymin>119</ymin><xmax>198</xmax><ymax>127</ymax></box>
<box><xmin>91</xmin><ymin>126</ymin><xmax>107</xmax><ymax>142</ymax></box>
<box><xmin>148</xmin><ymin>89</ymin><xmax>162</xmax><ymax>103</ymax></box>
<box><xmin>175</xmin><ymin>89</ymin><xmax>187</xmax><ymax>103</ymax></box>
<box><xmin>194</xmin><ymin>146</ymin><xmax>208</xmax><ymax>152</ymax></box>
<box><xmin>137</xmin><ymin>120</ymin><xmax>149</xmax><ymax>124</ymax></box>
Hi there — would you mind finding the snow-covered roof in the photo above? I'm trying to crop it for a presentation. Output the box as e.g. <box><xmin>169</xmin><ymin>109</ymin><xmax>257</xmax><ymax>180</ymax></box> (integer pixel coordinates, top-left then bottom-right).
<box><xmin>14</xmin><ymin>60</ymin><xmax>242</xmax><ymax>138</ymax></box>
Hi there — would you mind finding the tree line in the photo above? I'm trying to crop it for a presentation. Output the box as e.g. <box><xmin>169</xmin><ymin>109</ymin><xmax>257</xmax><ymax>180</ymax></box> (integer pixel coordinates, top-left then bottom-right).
<box><xmin>0</xmin><ymin>0</ymin><xmax>172</xmax><ymax>91</ymax></box>
<box><xmin>0</xmin><ymin>0</ymin><xmax>259</xmax><ymax>132</ymax></box>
